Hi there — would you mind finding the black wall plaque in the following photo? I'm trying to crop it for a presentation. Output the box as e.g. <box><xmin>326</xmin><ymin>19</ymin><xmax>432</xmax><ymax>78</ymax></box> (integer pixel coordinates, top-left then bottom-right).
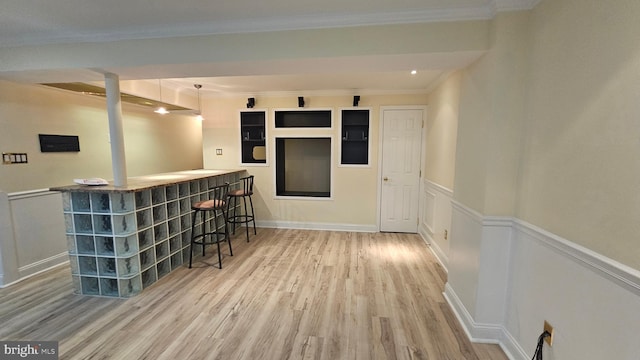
<box><xmin>39</xmin><ymin>134</ymin><xmax>80</xmax><ymax>152</ymax></box>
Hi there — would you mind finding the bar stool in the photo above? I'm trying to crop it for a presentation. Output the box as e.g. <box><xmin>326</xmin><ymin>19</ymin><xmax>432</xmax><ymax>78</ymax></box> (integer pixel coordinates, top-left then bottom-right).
<box><xmin>189</xmin><ymin>183</ymin><xmax>232</xmax><ymax>269</ymax></box>
<box><xmin>227</xmin><ymin>175</ymin><xmax>256</xmax><ymax>242</ymax></box>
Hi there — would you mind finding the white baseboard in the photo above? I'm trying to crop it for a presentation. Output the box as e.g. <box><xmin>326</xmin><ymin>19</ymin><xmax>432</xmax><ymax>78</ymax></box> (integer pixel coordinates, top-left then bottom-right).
<box><xmin>418</xmin><ymin>226</ymin><xmax>449</xmax><ymax>272</ymax></box>
<box><xmin>256</xmin><ymin>220</ymin><xmax>377</xmax><ymax>233</ymax></box>
<box><xmin>1</xmin><ymin>253</ymin><xmax>69</xmax><ymax>288</ymax></box>
<box><xmin>447</xmin><ymin>201</ymin><xmax>640</xmax><ymax>360</ymax></box>
<box><xmin>444</xmin><ymin>284</ymin><xmax>527</xmax><ymax>360</ymax></box>
<box><xmin>18</xmin><ymin>251</ymin><xmax>68</xmax><ymax>276</ymax></box>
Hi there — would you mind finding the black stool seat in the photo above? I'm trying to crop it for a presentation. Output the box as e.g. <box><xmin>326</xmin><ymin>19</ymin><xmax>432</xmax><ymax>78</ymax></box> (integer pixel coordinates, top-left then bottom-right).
<box><xmin>189</xmin><ymin>183</ymin><xmax>232</xmax><ymax>269</ymax></box>
<box><xmin>227</xmin><ymin>175</ymin><xmax>256</xmax><ymax>243</ymax></box>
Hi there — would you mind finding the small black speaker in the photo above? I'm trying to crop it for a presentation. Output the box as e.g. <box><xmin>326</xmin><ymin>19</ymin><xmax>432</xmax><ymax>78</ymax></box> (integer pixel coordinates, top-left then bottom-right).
<box><xmin>247</xmin><ymin>97</ymin><xmax>255</xmax><ymax>108</ymax></box>
<box><xmin>353</xmin><ymin>95</ymin><xmax>360</xmax><ymax>107</ymax></box>
<box><xmin>298</xmin><ymin>97</ymin><xmax>305</xmax><ymax>108</ymax></box>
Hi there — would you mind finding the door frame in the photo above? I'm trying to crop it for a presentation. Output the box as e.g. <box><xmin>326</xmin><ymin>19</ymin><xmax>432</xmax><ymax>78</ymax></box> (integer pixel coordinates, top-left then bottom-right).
<box><xmin>376</xmin><ymin>105</ymin><xmax>427</xmax><ymax>232</ymax></box>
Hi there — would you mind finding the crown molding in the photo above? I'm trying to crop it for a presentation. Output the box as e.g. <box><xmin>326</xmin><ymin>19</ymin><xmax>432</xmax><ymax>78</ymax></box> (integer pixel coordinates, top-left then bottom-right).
<box><xmin>203</xmin><ymin>88</ymin><xmax>430</xmax><ymax>99</ymax></box>
<box><xmin>0</xmin><ymin>0</ymin><xmax>542</xmax><ymax>48</ymax></box>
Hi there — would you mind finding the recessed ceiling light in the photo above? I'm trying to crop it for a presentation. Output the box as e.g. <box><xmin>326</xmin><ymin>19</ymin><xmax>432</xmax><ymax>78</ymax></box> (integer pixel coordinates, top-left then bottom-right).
<box><xmin>411</xmin><ymin>70</ymin><xmax>417</xmax><ymax>75</ymax></box>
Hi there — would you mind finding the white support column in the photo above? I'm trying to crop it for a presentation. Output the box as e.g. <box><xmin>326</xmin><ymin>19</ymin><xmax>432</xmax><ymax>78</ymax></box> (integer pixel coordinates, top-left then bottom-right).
<box><xmin>104</xmin><ymin>73</ymin><xmax>128</xmax><ymax>187</ymax></box>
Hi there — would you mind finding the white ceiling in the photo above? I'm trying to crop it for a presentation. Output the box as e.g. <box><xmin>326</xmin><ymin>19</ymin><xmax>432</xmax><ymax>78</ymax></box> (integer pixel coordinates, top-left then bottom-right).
<box><xmin>0</xmin><ymin>0</ymin><xmax>538</xmax><ymax>96</ymax></box>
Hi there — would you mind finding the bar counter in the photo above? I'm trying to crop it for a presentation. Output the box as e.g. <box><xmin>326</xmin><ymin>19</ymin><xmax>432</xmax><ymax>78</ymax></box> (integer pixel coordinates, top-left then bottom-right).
<box><xmin>51</xmin><ymin>169</ymin><xmax>245</xmax><ymax>297</ymax></box>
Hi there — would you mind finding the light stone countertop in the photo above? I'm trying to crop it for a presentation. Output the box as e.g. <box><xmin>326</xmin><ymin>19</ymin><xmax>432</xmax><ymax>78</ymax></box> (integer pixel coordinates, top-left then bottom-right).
<box><xmin>50</xmin><ymin>169</ymin><xmax>244</xmax><ymax>193</ymax></box>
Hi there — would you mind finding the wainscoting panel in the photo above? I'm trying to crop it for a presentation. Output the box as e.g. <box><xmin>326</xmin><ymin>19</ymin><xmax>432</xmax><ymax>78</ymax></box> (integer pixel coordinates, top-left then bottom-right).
<box><xmin>0</xmin><ymin>189</ymin><xmax>68</xmax><ymax>287</ymax></box>
<box><xmin>418</xmin><ymin>180</ymin><xmax>453</xmax><ymax>270</ymax></box>
<box><xmin>443</xmin><ymin>201</ymin><xmax>640</xmax><ymax>360</ymax></box>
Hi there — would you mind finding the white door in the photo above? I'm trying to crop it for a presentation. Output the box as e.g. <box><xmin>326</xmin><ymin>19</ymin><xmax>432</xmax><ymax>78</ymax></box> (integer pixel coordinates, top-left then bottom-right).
<box><xmin>380</xmin><ymin>108</ymin><xmax>423</xmax><ymax>232</ymax></box>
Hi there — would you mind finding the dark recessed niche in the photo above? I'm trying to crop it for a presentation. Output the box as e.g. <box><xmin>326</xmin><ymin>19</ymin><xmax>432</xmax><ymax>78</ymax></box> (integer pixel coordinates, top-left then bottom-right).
<box><xmin>341</xmin><ymin>109</ymin><xmax>370</xmax><ymax>165</ymax></box>
<box><xmin>240</xmin><ymin>111</ymin><xmax>266</xmax><ymax>164</ymax></box>
<box><xmin>274</xmin><ymin>110</ymin><xmax>331</xmax><ymax>128</ymax></box>
<box><xmin>39</xmin><ymin>134</ymin><xmax>80</xmax><ymax>152</ymax></box>
<box><xmin>276</xmin><ymin>137</ymin><xmax>331</xmax><ymax>197</ymax></box>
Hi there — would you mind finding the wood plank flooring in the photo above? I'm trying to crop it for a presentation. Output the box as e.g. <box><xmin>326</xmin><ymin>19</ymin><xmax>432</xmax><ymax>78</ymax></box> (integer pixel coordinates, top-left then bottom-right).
<box><xmin>0</xmin><ymin>229</ymin><xmax>508</xmax><ymax>360</ymax></box>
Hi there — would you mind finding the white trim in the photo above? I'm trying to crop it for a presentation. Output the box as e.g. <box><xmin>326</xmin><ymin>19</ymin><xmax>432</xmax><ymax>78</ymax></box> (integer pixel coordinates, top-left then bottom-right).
<box><xmin>463</xmin><ymin>213</ymin><xmax>640</xmax><ymax>296</ymax></box>
<box><xmin>513</xmin><ymin>218</ymin><xmax>640</xmax><ymax>296</ymax></box>
<box><xmin>443</xmin><ymin>284</ymin><xmax>503</xmax><ymax>343</ymax></box>
<box><xmin>8</xmin><ymin>188</ymin><xmax>59</xmax><ymax>200</ymax></box>
<box><xmin>451</xmin><ymin>199</ymin><xmax>483</xmax><ymax>224</ymax></box>
<box><xmin>423</xmin><ymin>190</ymin><xmax>436</xmax><ymax>234</ymax></box>
<box><xmin>272</xmin><ymin>134</ymin><xmax>334</xmax><ymax>201</ymax></box>
<box><xmin>256</xmin><ymin>220</ymin><xmax>377</xmax><ymax>233</ymax></box>
<box><xmin>418</xmin><ymin>227</ymin><xmax>449</xmax><ymax>273</ymax></box>
<box><xmin>450</xmin><ymin>204</ymin><xmax>640</xmax><ymax>295</ymax></box>
<box><xmin>18</xmin><ymin>252</ymin><xmax>69</xmax><ymax>276</ymax></box>
<box><xmin>446</xmin><ymin>201</ymin><xmax>640</xmax><ymax>360</ymax></box>
<box><xmin>2</xmin><ymin>2</ymin><xmax>540</xmax><ymax>48</ymax></box>
<box><xmin>420</xmin><ymin>179</ymin><xmax>453</xmax><ymax>271</ymax></box>
<box><xmin>444</xmin><ymin>284</ymin><xmax>525</xmax><ymax>360</ymax></box>
<box><xmin>1</xmin><ymin>257</ymin><xmax>69</xmax><ymax>289</ymax></box>
<box><xmin>424</xmin><ymin>179</ymin><xmax>453</xmax><ymax>198</ymax></box>
<box><xmin>272</xmin><ymin>195</ymin><xmax>334</xmax><ymax>201</ymax></box>
<box><xmin>209</xmin><ymin>88</ymin><xmax>432</xmax><ymax>99</ymax></box>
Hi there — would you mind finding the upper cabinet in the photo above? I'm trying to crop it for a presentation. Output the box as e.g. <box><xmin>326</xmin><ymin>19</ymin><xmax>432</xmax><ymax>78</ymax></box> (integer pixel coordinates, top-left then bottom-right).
<box><xmin>240</xmin><ymin>110</ymin><xmax>267</xmax><ymax>165</ymax></box>
<box><xmin>340</xmin><ymin>109</ymin><xmax>370</xmax><ymax>166</ymax></box>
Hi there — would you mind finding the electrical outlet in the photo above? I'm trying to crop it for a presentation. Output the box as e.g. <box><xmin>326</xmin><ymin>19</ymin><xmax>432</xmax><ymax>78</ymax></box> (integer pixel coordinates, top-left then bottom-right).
<box><xmin>444</xmin><ymin>229</ymin><xmax>448</xmax><ymax>240</ymax></box>
<box><xmin>544</xmin><ymin>320</ymin><xmax>554</xmax><ymax>346</ymax></box>
<box><xmin>215</xmin><ymin>149</ymin><xmax>223</xmax><ymax>155</ymax></box>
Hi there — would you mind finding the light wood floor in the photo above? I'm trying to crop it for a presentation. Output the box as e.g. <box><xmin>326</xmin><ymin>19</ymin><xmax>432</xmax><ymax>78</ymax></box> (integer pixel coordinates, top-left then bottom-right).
<box><xmin>0</xmin><ymin>229</ymin><xmax>507</xmax><ymax>360</ymax></box>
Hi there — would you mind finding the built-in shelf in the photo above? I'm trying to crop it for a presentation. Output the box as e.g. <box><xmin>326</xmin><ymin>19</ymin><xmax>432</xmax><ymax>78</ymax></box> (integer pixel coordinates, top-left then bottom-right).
<box><xmin>240</xmin><ymin>110</ymin><xmax>266</xmax><ymax>164</ymax></box>
<box><xmin>274</xmin><ymin>110</ymin><xmax>331</xmax><ymax>128</ymax></box>
<box><xmin>341</xmin><ymin>109</ymin><xmax>370</xmax><ymax>165</ymax></box>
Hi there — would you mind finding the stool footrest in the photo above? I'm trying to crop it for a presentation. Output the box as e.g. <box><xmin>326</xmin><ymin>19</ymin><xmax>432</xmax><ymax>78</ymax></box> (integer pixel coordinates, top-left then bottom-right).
<box><xmin>228</xmin><ymin>215</ymin><xmax>254</xmax><ymax>222</ymax></box>
<box><xmin>191</xmin><ymin>232</ymin><xmax>230</xmax><ymax>245</ymax></box>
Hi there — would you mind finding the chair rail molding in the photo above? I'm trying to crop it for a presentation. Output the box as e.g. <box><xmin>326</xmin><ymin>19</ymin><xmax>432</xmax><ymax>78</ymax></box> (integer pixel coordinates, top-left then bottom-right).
<box><xmin>444</xmin><ymin>200</ymin><xmax>640</xmax><ymax>360</ymax></box>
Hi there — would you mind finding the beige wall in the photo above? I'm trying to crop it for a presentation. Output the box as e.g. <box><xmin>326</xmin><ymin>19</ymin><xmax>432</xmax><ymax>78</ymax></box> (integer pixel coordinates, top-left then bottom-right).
<box><xmin>454</xmin><ymin>11</ymin><xmax>529</xmax><ymax>216</ymax></box>
<box><xmin>0</xmin><ymin>80</ymin><xmax>203</xmax><ymax>192</ymax></box>
<box><xmin>425</xmin><ymin>71</ymin><xmax>462</xmax><ymax>190</ymax></box>
<box><xmin>516</xmin><ymin>0</ymin><xmax>640</xmax><ymax>269</ymax></box>
<box><xmin>202</xmin><ymin>93</ymin><xmax>427</xmax><ymax>226</ymax></box>
<box><xmin>451</xmin><ymin>2</ymin><xmax>640</xmax><ymax>270</ymax></box>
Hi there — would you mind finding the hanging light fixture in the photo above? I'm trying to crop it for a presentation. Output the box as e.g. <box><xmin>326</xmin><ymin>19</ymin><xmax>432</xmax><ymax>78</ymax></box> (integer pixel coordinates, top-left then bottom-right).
<box><xmin>154</xmin><ymin>79</ymin><xmax>169</xmax><ymax>115</ymax></box>
<box><xmin>194</xmin><ymin>84</ymin><xmax>204</xmax><ymax>121</ymax></box>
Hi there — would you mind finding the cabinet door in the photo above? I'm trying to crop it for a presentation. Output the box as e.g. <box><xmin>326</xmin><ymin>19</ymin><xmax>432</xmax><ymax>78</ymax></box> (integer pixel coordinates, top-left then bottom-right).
<box><xmin>240</xmin><ymin>111</ymin><xmax>266</xmax><ymax>164</ymax></box>
<box><xmin>340</xmin><ymin>109</ymin><xmax>370</xmax><ymax>165</ymax></box>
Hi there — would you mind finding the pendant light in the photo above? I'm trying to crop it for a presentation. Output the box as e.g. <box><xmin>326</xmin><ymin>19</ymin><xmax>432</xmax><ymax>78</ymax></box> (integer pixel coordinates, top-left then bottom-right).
<box><xmin>154</xmin><ymin>79</ymin><xmax>169</xmax><ymax>114</ymax></box>
<box><xmin>194</xmin><ymin>84</ymin><xmax>204</xmax><ymax>121</ymax></box>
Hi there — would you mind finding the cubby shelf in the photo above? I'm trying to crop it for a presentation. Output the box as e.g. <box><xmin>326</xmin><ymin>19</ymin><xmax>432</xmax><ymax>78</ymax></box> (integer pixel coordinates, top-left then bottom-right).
<box><xmin>341</xmin><ymin>109</ymin><xmax>370</xmax><ymax>165</ymax></box>
<box><xmin>240</xmin><ymin>110</ymin><xmax>267</xmax><ymax>164</ymax></box>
